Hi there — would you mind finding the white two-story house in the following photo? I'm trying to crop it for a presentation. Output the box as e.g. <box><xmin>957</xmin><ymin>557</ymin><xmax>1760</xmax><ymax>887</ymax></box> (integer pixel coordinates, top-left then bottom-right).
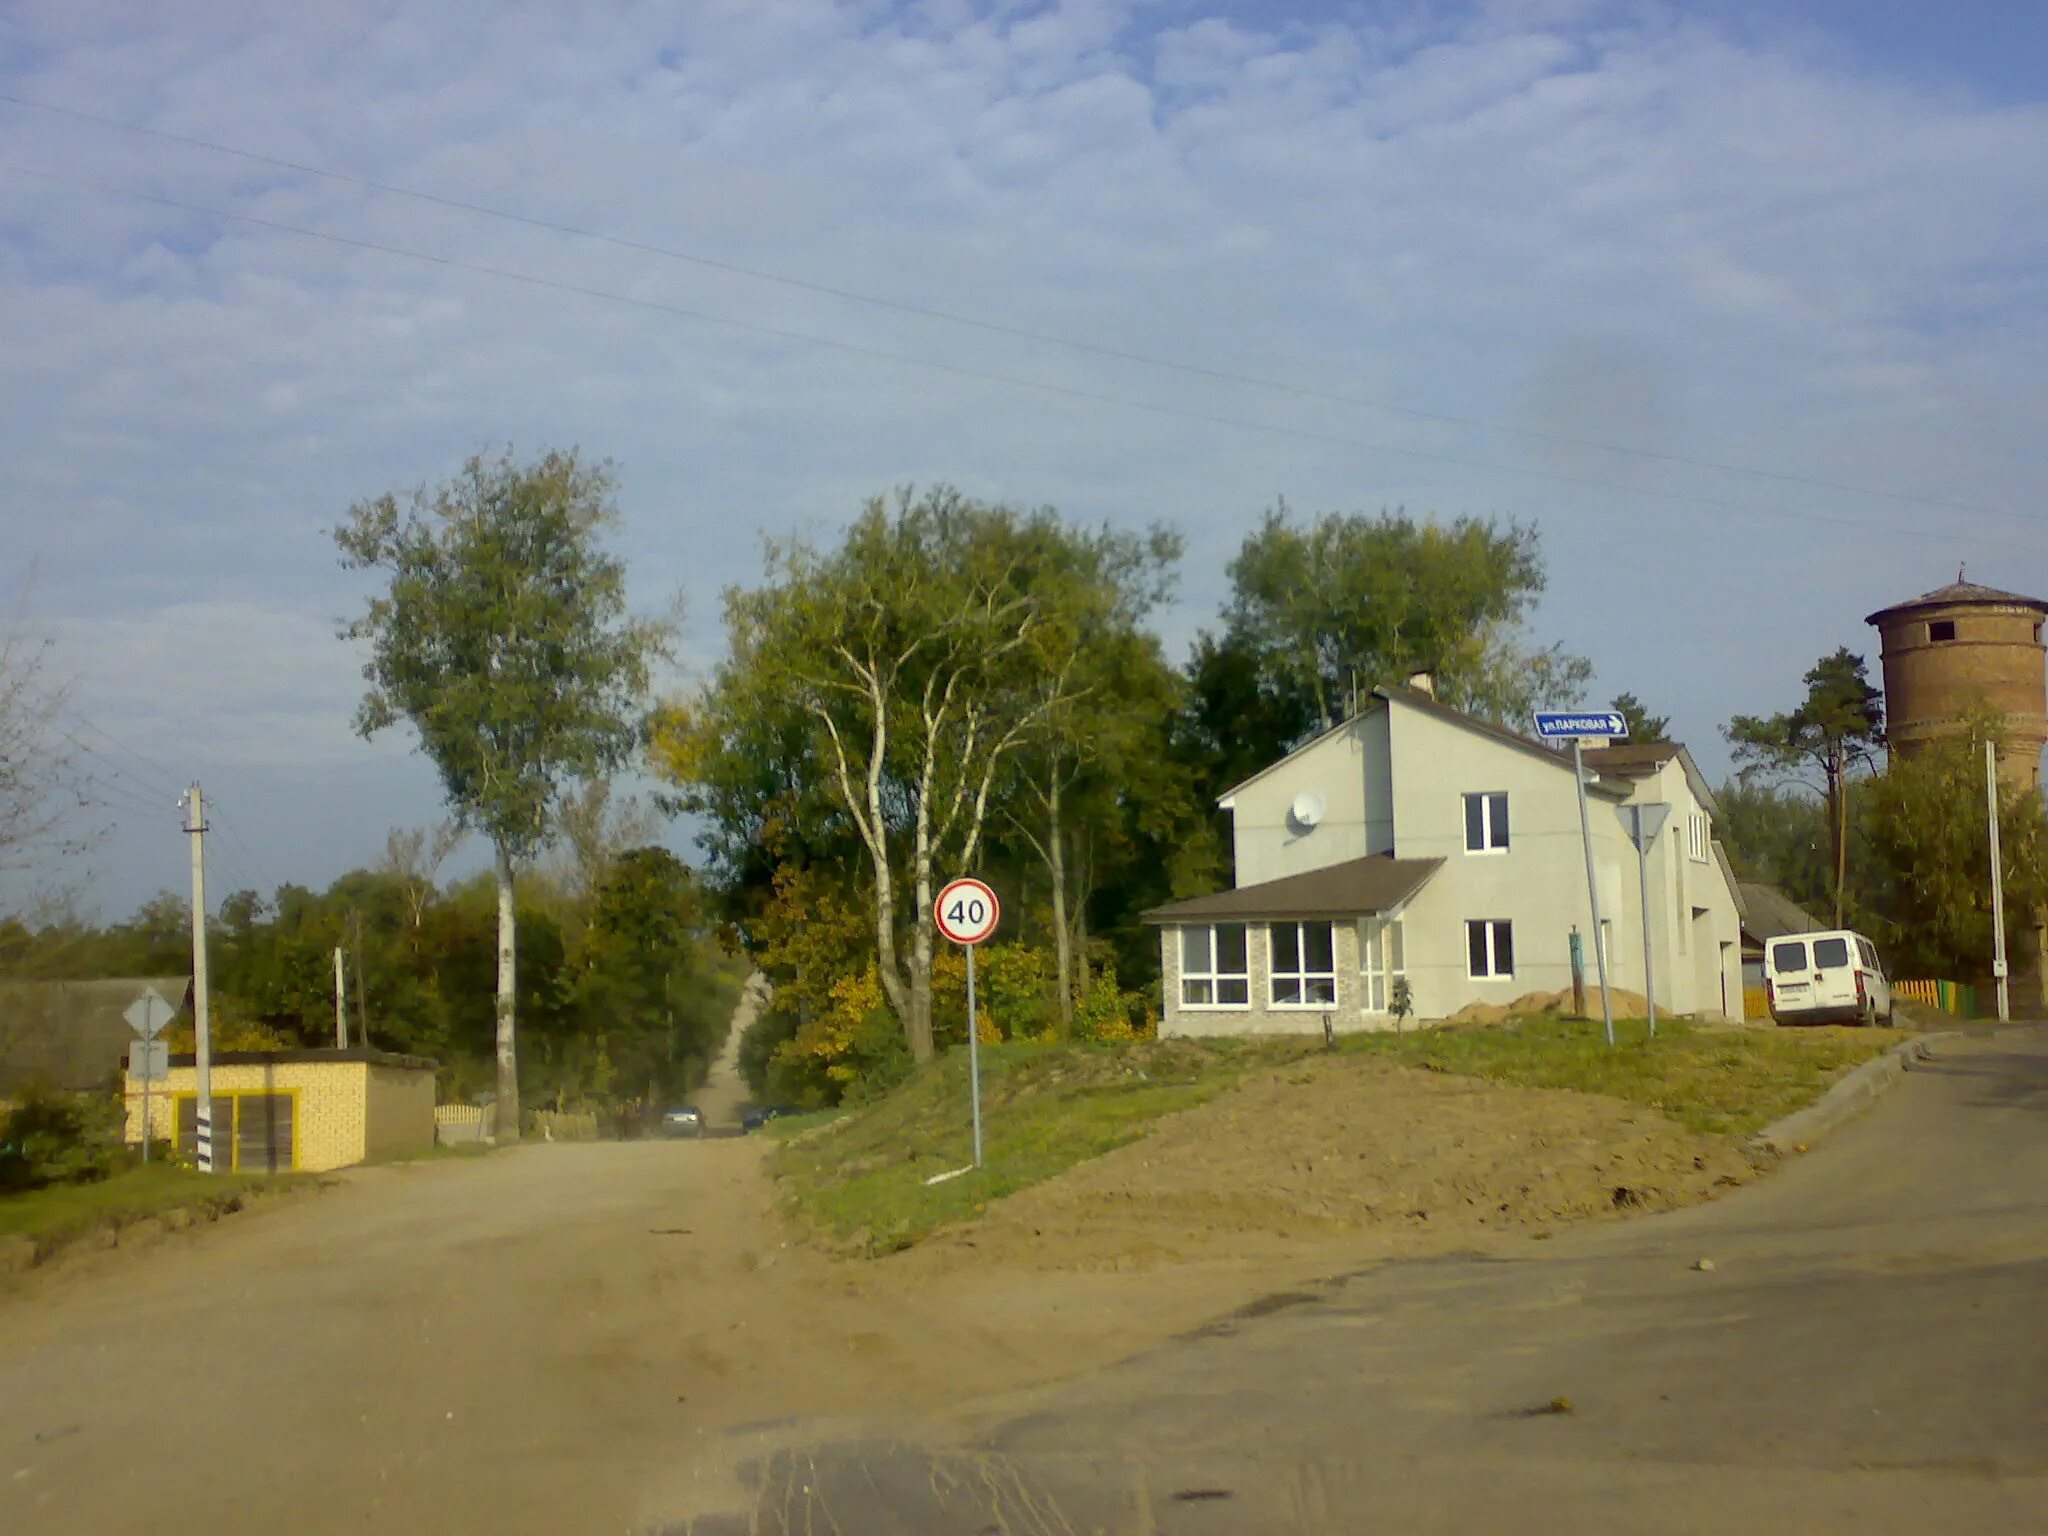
<box><xmin>1146</xmin><ymin>681</ymin><xmax>1744</xmax><ymax>1035</ymax></box>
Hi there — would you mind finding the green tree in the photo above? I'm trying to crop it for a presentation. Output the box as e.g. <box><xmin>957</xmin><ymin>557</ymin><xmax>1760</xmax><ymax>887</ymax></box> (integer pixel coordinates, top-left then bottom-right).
<box><xmin>1715</xmin><ymin>779</ymin><xmax>1832</xmax><ymax>917</ymax></box>
<box><xmin>671</xmin><ymin>487</ymin><xmax>1112</xmax><ymax>1063</ymax></box>
<box><xmin>997</xmin><ymin>520</ymin><xmax>1185</xmax><ymax>1032</ymax></box>
<box><xmin>334</xmin><ymin>448</ymin><xmax>665</xmax><ymax>1138</ymax></box>
<box><xmin>1610</xmin><ymin>692</ymin><xmax>1670</xmax><ymax>743</ymax></box>
<box><xmin>1726</xmin><ymin>648</ymin><xmax>1885</xmax><ymax>928</ymax></box>
<box><xmin>1858</xmin><ymin>715</ymin><xmax>2048</xmax><ymax>977</ymax></box>
<box><xmin>1217</xmin><ymin>503</ymin><xmax>1590</xmax><ymax>732</ymax></box>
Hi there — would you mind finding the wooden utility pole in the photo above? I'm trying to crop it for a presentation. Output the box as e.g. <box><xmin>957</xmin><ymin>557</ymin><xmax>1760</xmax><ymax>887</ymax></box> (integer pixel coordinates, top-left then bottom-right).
<box><xmin>334</xmin><ymin>947</ymin><xmax>349</xmax><ymax>1049</ymax></box>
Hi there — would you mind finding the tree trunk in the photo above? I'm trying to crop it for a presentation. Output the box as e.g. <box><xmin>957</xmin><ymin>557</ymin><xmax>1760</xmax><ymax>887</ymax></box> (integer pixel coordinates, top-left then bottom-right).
<box><xmin>494</xmin><ymin>841</ymin><xmax>522</xmax><ymax>1142</ymax></box>
<box><xmin>1049</xmin><ymin>776</ymin><xmax>1073</xmax><ymax>1035</ymax></box>
<box><xmin>1074</xmin><ymin>833</ymin><xmax>1092</xmax><ymax>1002</ymax></box>
<box><xmin>1831</xmin><ymin>750</ymin><xmax>1849</xmax><ymax>928</ymax></box>
<box><xmin>908</xmin><ymin>861</ymin><xmax>935</xmax><ymax>1061</ymax></box>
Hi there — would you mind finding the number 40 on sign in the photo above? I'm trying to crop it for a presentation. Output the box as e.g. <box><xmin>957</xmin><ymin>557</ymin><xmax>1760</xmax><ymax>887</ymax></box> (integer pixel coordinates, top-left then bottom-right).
<box><xmin>935</xmin><ymin>877</ymin><xmax>1000</xmax><ymax>946</ymax></box>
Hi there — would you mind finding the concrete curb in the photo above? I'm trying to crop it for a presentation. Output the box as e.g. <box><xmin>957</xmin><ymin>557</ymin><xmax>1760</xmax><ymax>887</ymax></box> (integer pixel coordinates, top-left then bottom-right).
<box><xmin>1750</xmin><ymin>1031</ymin><xmax>1958</xmax><ymax>1155</ymax></box>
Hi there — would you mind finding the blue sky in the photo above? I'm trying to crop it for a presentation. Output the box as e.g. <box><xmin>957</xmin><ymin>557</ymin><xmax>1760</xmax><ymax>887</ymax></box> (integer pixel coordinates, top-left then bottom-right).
<box><xmin>2</xmin><ymin>0</ymin><xmax>2045</xmax><ymax>917</ymax></box>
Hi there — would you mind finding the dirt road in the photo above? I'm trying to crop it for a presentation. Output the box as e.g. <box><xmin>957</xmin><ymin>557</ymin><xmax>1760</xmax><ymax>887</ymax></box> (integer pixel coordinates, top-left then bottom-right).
<box><xmin>0</xmin><ymin>983</ymin><xmax>1287</xmax><ymax>1534</ymax></box>
<box><xmin>0</xmin><ymin>993</ymin><xmax>1847</xmax><ymax>1535</ymax></box>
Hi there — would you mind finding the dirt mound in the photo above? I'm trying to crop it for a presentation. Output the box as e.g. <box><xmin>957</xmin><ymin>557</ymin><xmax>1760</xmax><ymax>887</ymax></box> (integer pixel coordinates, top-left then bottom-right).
<box><xmin>1439</xmin><ymin>985</ymin><xmax>1650</xmax><ymax>1026</ymax></box>
<box><xmin>913</xmin><ymin>1056</ymin><xmax>1759</xmax><ymax>1272</ymax></box>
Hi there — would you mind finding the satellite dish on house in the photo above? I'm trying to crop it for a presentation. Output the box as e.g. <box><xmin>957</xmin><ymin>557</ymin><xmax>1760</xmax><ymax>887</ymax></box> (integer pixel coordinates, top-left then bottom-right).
<box><xmin>1291</xmin><ymin>791</ymin><xmax>1326</xmax><ymax>829</ymax></box>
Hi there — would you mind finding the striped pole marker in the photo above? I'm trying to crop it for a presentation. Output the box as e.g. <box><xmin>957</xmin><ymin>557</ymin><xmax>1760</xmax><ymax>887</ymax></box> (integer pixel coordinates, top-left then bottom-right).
<box><xmin>195</xmin><ymin>1107</ymin><xmax>214</xmax><ymax>1174</ymax></box>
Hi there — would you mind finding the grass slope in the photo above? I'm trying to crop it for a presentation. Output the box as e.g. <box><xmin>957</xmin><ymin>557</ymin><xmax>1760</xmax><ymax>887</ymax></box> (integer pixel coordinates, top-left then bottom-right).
<box><xmin>775</xmin><ymin>1019</ymin><xmax>1902</xmax><ymax>1254</ymax></box>
<box><xmin>0</xmin><ymin>1164</ymin><xmax>272</xmax><ymax>1260</ymax></box>
<box><xmin>1339</xmin><ymin>1015</ymin><xmax>1904</xmax><ymax>1136</ymax></box>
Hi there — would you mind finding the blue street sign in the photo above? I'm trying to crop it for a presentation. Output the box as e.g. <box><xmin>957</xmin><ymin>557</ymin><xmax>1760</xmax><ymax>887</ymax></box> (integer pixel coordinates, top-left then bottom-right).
<box><xmin>1533</xmin><ymin>710</ymin><xmax>1629</xmax><ymax>740</ymax></box>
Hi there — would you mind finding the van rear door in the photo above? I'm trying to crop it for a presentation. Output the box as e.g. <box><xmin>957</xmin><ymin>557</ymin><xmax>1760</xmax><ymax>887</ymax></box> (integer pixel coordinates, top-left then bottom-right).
<box><xmin>1810</xmin><ymin>934</ymin><xmax>1857</xmax><ymax>1012</ymax></box>
<box><xmin>1770</xmin><ymin>939</ymin><xmax>1812</xmax><ymax>1013</ymax></box>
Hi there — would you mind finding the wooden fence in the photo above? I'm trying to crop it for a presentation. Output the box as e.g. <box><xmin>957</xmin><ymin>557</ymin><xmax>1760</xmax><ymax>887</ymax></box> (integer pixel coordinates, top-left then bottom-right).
<box><xmin>1893</xmin><ymin>979</ymin><xmax>1977</xmax><ymax>1017</ymax></box>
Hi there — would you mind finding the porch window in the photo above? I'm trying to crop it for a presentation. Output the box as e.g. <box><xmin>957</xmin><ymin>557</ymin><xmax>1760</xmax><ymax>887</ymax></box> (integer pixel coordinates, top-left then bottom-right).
<box><xmin>1360</xmin><ymin>916</ymin><xmax>1406</xmax><ymax>1012</ymax></box>
<box><xmin>1269</xmin><ymin>921</ymin><xmax>1337</xmax><ymax>1006</ymax></box>
<box><xmin>1179</xmin><ymin>923</ymin><xmax>1250</xmax><ymax>1007</ymax></box>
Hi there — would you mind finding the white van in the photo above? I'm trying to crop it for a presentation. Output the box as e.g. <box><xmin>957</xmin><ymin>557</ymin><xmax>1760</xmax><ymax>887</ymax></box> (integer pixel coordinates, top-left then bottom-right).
<box><xmin>1765</xmin><ymin>929</ymin><xmax>1894</xmax><ymax>1026</ymax></box>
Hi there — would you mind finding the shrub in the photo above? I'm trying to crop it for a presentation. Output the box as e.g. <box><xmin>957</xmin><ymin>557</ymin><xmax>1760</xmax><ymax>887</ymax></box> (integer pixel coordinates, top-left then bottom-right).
<box><xmin>0</xmin><ymin>1087</ymin><xmax>127</xmax><ymax>1193</ymax></box>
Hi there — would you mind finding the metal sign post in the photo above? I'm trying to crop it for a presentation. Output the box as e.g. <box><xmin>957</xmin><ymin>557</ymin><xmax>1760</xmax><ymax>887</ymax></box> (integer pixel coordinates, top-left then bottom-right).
<box><xmin>124</xmin><ymin>988</ymin><xmax>177</xmax><ymax>1164</ymax></box>
<box><xmin>1620</xmin><ymin>803</ymin><xmax>1673</xmax><ymax>1036</ymax></box>
<box><xmin>1535</xmin><ymin>712</ymin><xmax>1629</xmax><ymax>1046</ymax></box>
<box><xmin>934</xmin><ymin>877</ymin><xmax>1001</xmax><ymax>1168</ymax></box>
<box><xmin>1987</xmin><ymin>740</ymin><xmax>2011</xmax><ymax>1024</ymax></box>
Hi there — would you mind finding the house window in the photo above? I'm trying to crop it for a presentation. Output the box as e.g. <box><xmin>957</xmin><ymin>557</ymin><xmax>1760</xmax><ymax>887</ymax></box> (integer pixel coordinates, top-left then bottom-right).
<box><xmin>1466</xmin><ymin>919</ymin><xmax>1514</xmax><ymax>979</ymax></box>
<box><xmin>1687</xmin><ymin>811</ymin><xmax>1710</xmax><ymax>863</ymax></box>
<box><xmin>1928</xmin><ymin>620</ymin><xmax>1956</xmax><ymax>643</ymax></box>
<box><xmin>1179</xmin><ymin>924</ymin><xmax>1250</xmax><ymax>1008</ymax></box>
<box><xmin>1463</xmin><ymin>792</ymin><xmax>1509</xmax><ymax>853</ymax></box>
<box><xmin>1269</xmin><ymin>921</ymin><xmax>1337</xmax><ymax>1006</ymax></box>
<box><xmin>1360</xmin><ymin>916</ymin><xmax>1407</xmax><ymax>1012</ymax></box>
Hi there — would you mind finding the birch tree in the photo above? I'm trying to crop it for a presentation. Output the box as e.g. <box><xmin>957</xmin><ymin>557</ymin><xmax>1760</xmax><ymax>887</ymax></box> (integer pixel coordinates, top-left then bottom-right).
<box><xmin>999</xmin><ymin>525</ymin><xmax>1180</xmax><ymax>1030</ymax></box>
<box><xmin>676</xmin><ymin>487</ymin><xmax>1098</xmax><ymax>1061</ymax></box>
<box><xmin>335</xmin><ymin>448</ymin><xmax>663</xmax><ymax>1138</ymax></box>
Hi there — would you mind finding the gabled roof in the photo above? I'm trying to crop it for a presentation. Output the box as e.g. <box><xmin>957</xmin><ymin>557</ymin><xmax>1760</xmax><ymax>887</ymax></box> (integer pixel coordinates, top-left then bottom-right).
<box><xmin>1215</xmin><ymin>684</ymin><xmax>1628</xmax><ymax>807</ymax></box>
<box><xmin>1143</xmin><ymin>854</ymin><xmax>1442</xmax><ymax>924</ymax></box>
<box><xmin>0</xmin><ymin>976</ymin><xmax>193</xmax><ymax>1094</ymax></box>
<box><xmin>1581</xmin><ymin>740</ymin><xmax>1720</xmax><ymax>818</ymax></box>
<box><xmin>1734</xmin><ymin>882</ymin><xmax>1822</xmax><ymax>944</ymax></box>
<box><xmin>1581</xmin><ymin>742</ymin><xmax>1679</xmax><ymax>774</ymax></box>
<box><xmin>1866</xmin><ymin>579</ymin><xmax>2048</xmax><ymax>626</ymax></box>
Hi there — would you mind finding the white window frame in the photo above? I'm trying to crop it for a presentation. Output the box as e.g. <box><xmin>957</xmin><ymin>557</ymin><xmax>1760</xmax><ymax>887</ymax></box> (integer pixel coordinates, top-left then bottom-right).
<box><xmin>1466</xmin><ymin>918</ymin><xmax>1514</xmax><ymax>980</ymax></box>
<box><xmin>1686</xmin><ymin>810</ymin><xmax>1710</xmax><ymax>863</ymax></box>
<box><xmin>1268</xmin><ymin>920</ymin><xmax>1338</xmax><ymax>1008</ymax></box>
<box><xmin>1178</xmin><ymin>923</ymin><xmax>1250</xmax><ymax>1010</ymax></box>
<box><xmin>1463</xmin><ymin>791</ymin><xmax>1510</xmax><ymax>854</ymax></box>
<box><xmin>1360</xmin><ymin>915</ymin><xmax>1407</xmax><ymax>1012</ymax></box>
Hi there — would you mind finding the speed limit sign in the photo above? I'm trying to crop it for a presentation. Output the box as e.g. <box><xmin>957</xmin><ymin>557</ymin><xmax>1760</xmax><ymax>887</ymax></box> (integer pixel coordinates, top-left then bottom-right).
<box><xmin>934</xmin><ymin>877</ymin><xmax>1001</xmax><ymax>946</ymax></box>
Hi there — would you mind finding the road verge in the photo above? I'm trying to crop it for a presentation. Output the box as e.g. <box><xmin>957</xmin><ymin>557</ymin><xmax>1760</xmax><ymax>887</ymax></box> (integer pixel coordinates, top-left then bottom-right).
<box><xmin>1749</xmin><ymin>1031</ymin><xmax>1955</xmax><ymax>1154</ymax></box>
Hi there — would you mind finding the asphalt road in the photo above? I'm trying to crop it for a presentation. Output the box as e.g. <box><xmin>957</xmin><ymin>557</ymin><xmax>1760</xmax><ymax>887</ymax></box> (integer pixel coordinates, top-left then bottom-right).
<box><xmin>687</xmin><ymin>1025</ymin><xmax>2048</xmax><ymax>1535</ymax></box>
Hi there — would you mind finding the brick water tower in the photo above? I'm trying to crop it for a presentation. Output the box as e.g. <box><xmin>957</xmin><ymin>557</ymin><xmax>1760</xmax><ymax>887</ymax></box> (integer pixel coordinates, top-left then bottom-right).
<box><xmin>1867</xmin><ymin>575</ymin><xmax>2048</xmax><ymax>1013</ymax></box>
<box><xmin>1865</xmin><ymin>575</ymin><xmax>2048</xmax><ymax>787</ymax></box>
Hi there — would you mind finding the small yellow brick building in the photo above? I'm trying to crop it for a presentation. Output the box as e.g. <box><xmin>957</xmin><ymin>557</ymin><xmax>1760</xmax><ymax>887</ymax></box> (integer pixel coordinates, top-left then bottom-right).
<box><xmin>125</xmin><ymin>1049</ymin><xmax>437</xmax><ymax>1173</ymax></box>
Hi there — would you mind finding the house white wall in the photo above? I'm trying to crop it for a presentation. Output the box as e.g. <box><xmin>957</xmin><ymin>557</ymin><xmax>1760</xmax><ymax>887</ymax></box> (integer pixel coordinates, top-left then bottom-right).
<box><xmin>1225</xmin><ymin>710</ymin><xmax>1393</xmax><ymax>886</ymax></box>
<box><xmin>1382</xmin><ymin>702</ymin><xmax>1623</xmax><ymax>1015</ymax></box>
<box><xmin>1155</xmin><ymin>693</ymin><xmax>1746</xmax><ymax>1036</ymax></box>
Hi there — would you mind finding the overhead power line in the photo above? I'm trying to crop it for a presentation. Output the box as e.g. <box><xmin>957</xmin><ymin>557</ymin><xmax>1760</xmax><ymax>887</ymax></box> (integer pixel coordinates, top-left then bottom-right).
<box><xmin>59</xmin><ymin>715</ymin><xmax>184</xmax><ymax>801</ymax></box>
<box><xmin>0</xmin><ymin>88</ymin><xmax>2010</xmax><ymax>524</ymax></box>
<box><xmin>3</xmin><ymin>160</ymin><xmax>2039</xmax><ymax>553</ymax></box>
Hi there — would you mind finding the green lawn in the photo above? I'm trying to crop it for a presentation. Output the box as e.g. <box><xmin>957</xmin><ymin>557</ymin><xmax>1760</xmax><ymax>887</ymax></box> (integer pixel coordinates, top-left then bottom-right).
<box><xmin>0</xmin><ymin>1164</ymin><xmax>272</xmax><ymax>1257</ymax></box>
<box><xmin>1335</xmin><ymin>1015</ymin><xmax>1904</xmax><ymax>1136</ymax></box>
<box><xmin>772</xmin><ymin>1037</ymin><xmax>1283</xmax><ymax>1253</ymax></box>
<box><xmin>773</xmin><ymin>1017</ymin><xmax>1906</xmax><ymax>1255</ymax></box>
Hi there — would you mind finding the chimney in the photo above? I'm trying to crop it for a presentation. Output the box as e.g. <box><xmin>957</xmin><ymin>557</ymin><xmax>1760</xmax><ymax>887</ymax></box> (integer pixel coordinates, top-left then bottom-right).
<box><xmin>1406</xmin><ymin>670</ymin><xmax>1436</xmax><ymax>698</ymax></box>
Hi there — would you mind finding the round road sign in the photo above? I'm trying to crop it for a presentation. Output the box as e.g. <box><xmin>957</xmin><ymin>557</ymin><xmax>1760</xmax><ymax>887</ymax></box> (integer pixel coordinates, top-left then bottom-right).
<box><xmin>934</xmin><ymin>877</ymin><xmax>1001</xmax><ymax>946</ymax></box>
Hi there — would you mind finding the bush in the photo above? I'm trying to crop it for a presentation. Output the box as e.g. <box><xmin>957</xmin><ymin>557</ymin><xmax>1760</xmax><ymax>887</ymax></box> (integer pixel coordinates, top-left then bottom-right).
<box><xmin>0</xmin><ymin>1087</ymin><xmax>127</xmax><ymax>1193</ymax></box>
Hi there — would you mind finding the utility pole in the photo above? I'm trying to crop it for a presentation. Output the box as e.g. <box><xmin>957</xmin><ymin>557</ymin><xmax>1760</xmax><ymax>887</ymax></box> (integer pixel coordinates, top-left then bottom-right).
<box><xmin>351</xmin><ymin>907</ymin><xmax>369</xmax><ymax>1047</ymax></box>
<box><xmin>183</xmin><ymin>784</ymin><xmax>215</xmax><ymax>1173</ymax></box>
<box><xmin>334</xmin><ymin>947</ymin><xmax>349</xmax><ymax>1049</ymax></box>
<box><xmin>1986</xmin><ymin>740</ymin><xmax>2010</xmax><ymax>1024</ymax></box>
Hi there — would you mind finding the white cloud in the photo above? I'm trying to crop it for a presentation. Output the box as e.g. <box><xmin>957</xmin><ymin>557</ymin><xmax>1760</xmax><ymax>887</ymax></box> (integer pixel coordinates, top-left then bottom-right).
<box><xmin>1</xmin><ymin>0</ymin><xmax>2045</xmax><ymax>911</ymax></box>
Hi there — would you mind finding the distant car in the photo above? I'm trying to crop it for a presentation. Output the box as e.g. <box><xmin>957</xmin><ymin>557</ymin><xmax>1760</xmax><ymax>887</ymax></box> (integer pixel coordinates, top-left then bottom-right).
<box><xmin>660</xmin><ymin>1106</ymin><xmax>705</xmax><ymax>1137</ymax></box>
<box><xmin>741</xmin><ymin>1106</ymin><xmax>799</xmax><ymax>1133</ymax></box>
<box><xmin>1766</xmin><ymin>929</ymin><xmax>1894</xmax><ymax>1026</ymax></box>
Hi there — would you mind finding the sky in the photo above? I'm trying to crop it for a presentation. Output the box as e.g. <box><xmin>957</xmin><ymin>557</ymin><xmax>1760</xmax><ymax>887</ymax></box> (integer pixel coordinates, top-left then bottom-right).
<box><xmin>2</xmin><ymin>0</ymin><xmax>2046</xmax><ymax>918</ymax></box>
